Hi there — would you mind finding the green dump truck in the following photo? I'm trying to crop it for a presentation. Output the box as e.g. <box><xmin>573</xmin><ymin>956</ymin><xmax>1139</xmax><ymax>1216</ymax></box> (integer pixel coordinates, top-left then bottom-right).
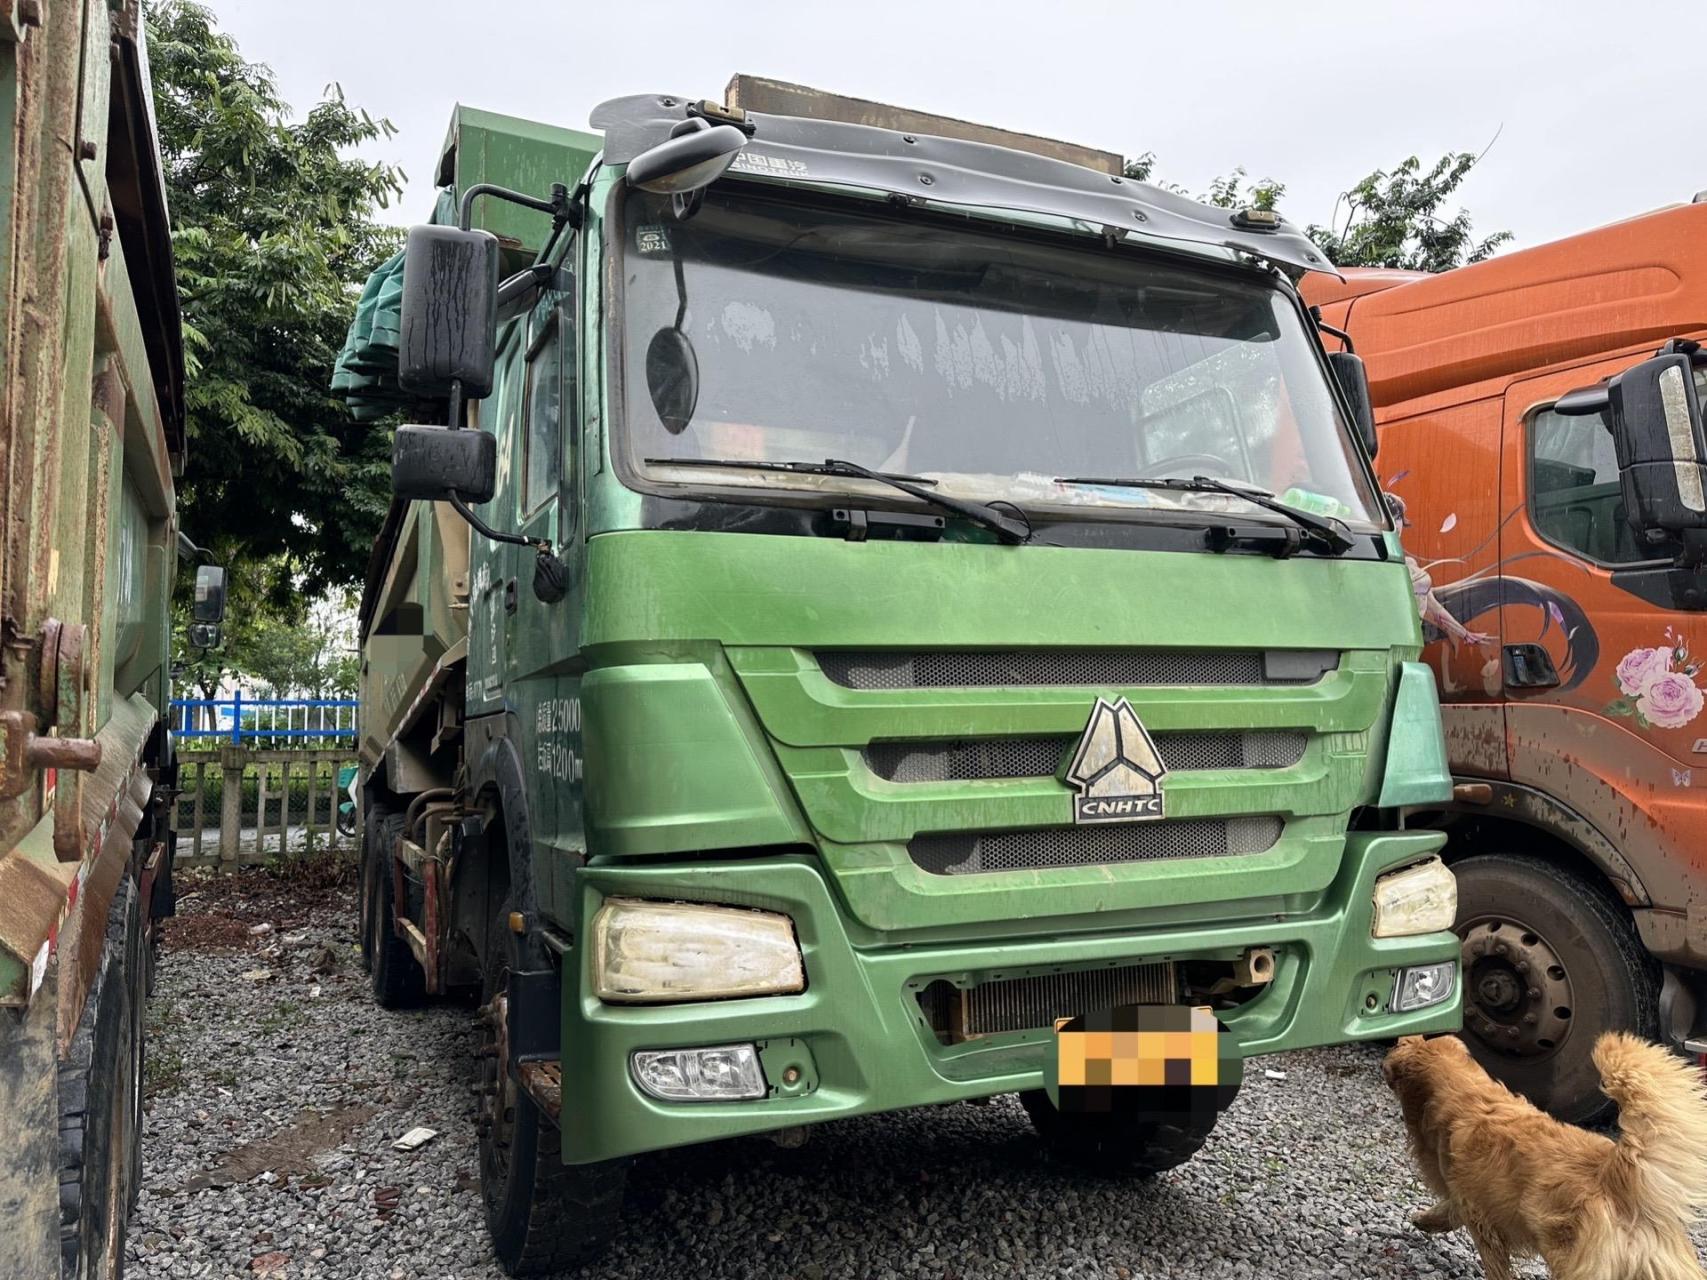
<box><xmin>340</xmin><ymin>79</ymin><xmax>1462</xmax><ymax>1274</ymax></box>
<box><xmin>0</xmin><ymin>5</ymin><xmax>219</xmax><ymax>1276</ymax></box>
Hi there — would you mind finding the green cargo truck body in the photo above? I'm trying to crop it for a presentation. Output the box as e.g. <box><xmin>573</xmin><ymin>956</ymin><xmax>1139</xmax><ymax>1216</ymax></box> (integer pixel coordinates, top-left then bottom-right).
<box><xmin>0</xmin><ymin>5</ymin><xmax>201</xmax><ymax>1277</ymax></box>
<box><xmin>343</xmin><ymin>85</ymin><xmax>1461</xmax><ymax>1274</ymax></box>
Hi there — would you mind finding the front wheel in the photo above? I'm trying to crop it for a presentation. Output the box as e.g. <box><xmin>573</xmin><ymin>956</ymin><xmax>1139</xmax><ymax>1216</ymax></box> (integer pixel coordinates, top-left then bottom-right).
<box><xmin>1453</xmin><ymin>852</ymin><xmax>1657</xmax><ymax>1125</ymax></box>
<box><xmin>1018</xmin><ymin>1089</ymin><xmax>1218</xmax><ymax>1176</ymax></box>
<box><xmin>477</xmin><ymin>906</ymin><xmax>628</xmax><ymax>1275</ymax></box>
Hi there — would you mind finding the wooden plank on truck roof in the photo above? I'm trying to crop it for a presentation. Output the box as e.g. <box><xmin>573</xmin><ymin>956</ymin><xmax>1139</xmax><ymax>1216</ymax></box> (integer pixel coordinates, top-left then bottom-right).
<box><xmin>725</xmin><ymin>74</ymin><xmax>1124</xmax><ymax>175</ymax></box>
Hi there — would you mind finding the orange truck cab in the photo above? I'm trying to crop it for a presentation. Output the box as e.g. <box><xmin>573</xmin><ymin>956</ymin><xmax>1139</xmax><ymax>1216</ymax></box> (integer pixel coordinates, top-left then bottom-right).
<box><xmin>1303</xmin><ymin>203</ymin><xmax>1707</xmax><ymax>1122</ymax></box>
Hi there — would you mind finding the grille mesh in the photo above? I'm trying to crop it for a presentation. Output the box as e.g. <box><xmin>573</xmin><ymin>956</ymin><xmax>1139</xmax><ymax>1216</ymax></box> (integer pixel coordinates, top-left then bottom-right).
<box><xmin>865</xmin><ymin>731</ymin><xmax>1305</xmax><ymax>783</ymax></box>
<box><xmin>918</xmin><ymin>962</ymin><xmax>1179</xmax><ymax>1042</ymax></box>
<box><xmin>910</xmin><ymin>816</ymin><xmax>1283</xmax><ymax>874</ymax></box>
<box><xmin>819</xmin><ymin>649</ymin><xmax>1336</xmax><ymax>690</ymax></box>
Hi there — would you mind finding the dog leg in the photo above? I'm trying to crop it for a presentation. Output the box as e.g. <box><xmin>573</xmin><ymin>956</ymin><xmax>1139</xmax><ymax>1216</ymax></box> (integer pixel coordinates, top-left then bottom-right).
<box><xmin>1466</xmin><ymin>1229</ymin><xmax>1515</xmax><ymax>1280</ymax></box>
<box><xmin>1410</xmin><ymin>1202</ymin><xmax>1459</xmax><ymax>1233</ymax></box>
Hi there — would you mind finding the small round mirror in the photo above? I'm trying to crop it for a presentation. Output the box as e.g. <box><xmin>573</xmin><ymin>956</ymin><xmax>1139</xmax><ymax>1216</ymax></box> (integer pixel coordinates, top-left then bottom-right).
<box><xmin>645</xmin><ymin>327</ymin><xmax>699</xmax><ymax>435</ymax></box>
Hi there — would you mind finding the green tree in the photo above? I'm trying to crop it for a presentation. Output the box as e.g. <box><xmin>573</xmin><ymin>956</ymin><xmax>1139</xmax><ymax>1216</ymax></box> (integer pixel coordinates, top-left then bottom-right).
<box><xmin>1122</xmin><ymin>153</ymin><xmax>1157</xmax><ymax>182</ymax></box>
<box><xmin>1307</xmin><ymin>152</ymin><xmax>1512</xmax><ymax>271</ymax></box>
<box><xmin>149</xmin><ymin>1</ymin><xmax>403</xmax><ymax>601</ymax></box>
<box><xmin>1122</xmin><ymin>149</ymin><xmax>1508</xmax><ymax>272</ymax></box>
<box><xmin>1202</xmin><ymin>167</ymin><xmax>1284</xmax><ymax>213</ymax></box>
<box><xmin>1122</xmin><ymin>158</ymin><xmax>1285</xmax><ymax>212</ymax></box>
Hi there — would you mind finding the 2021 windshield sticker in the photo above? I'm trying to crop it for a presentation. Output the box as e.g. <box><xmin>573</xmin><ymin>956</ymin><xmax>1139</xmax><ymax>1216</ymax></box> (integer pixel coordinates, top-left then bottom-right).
<box><xmin>730</xmin><ymin>151</ymin><xmax>809</xmax><ymax>177</ymax></box>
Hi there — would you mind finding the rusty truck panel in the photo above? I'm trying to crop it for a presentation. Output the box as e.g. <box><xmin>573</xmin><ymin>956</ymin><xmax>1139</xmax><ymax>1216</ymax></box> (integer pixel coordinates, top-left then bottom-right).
<box><xmin>0</xmin><ymin>3</ymin><xmax>185</xmax><ymax>1274</ymax></box>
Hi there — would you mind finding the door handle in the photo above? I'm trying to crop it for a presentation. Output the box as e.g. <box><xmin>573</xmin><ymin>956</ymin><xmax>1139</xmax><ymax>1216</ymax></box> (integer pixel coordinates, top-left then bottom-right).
<box><xmin>504</xmin><ymin>579</ymin><xmax>518</xmax><ymax>615</ymax></box>
<box><xmin>1502</xmin><ymin>643</ymin><xmax>1560</xmax><ymax>690</ymax></box>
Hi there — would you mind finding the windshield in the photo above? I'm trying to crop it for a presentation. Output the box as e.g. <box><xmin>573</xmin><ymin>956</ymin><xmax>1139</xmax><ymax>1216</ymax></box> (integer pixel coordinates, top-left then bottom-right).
<box><xmin>620</xmin><ymin>186</ymin><xmax>1384</xmax><ymax>531</ymax></box>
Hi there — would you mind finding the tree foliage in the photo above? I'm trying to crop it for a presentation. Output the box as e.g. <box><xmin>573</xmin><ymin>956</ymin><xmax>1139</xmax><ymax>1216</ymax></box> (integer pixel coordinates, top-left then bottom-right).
<box><xmin>1307</xmin><ymin>152</ymin><xmax>1512</xmax><ymax>272</ymax></box>
<box><xmin>1202</xmin><ymin>167</ymin><xmax>1284</xmax><ymax>213</ymax></box>
<box><xmin>149</xmin><ymin>1</ymin><xmax>403</xmax><ymax>602</ymax></box>
<box><xmin>1120</xmin><ymin>148</ymin><xmax>1509</xmax><ymax>272</ymax></box>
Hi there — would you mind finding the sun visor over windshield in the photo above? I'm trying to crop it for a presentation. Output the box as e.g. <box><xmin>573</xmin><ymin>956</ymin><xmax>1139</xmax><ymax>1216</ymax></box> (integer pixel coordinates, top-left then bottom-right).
<box><xmin>591</xmin><ymin>94</ymin><xmax>1339</xmax><ymax>279</ymax></box>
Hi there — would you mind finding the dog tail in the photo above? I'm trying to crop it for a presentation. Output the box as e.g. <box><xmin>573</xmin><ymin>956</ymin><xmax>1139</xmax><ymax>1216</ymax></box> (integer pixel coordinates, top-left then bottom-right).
<box><xmin>1596</xmin><ymin>1031</ymin><xmax>1707</xmax><ymax>1222</ymax></box>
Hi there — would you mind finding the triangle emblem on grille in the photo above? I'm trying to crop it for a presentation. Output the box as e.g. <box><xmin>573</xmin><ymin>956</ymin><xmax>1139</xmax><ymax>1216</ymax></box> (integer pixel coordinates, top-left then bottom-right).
<box><xmin>1066</xmin><ymin>697</ymin><xmax>1168</xmax><ymax>824</ymax></box>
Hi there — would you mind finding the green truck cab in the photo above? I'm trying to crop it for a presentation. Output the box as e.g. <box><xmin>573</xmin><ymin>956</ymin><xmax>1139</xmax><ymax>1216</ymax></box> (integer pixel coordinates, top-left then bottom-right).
<box><xmin>341</xmin><ymin>85</ymin><xmax>1460</xmax><ymax>1274</ymax></box>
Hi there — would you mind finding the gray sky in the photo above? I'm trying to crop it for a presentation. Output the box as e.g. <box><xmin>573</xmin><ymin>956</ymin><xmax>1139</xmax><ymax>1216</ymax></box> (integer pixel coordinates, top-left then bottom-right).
<box><xmin>208</xmin><ymin>0</ymin><xmax>1686</xmax><ymax>254</ymax></box>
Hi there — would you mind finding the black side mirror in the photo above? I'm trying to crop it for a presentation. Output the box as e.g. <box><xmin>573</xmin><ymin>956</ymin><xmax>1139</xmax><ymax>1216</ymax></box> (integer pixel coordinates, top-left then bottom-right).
<box><xmin>1328</xmin><ymin>351</ymin><xmax>1378</xmax><ymax>460</ymax></box>
<box><xmin>392</xmin><ymin>424</ymin><xmax>497</xmax><ymax>504</ymax></box>
<box><xmin>398</xmin><ymin>225</ymin><xmax>501</xmax><ymax>399</ymax></box>
<box><xmin>645</xmin><ymin>327</ymin><xmax>700</xmax><ymax>433</ymax></box>
<box><xmin>1609</xmin><ymin>352</ymin><xmax>1707</xmax><ymax>535</ymax></box>
<box><xmin>626</xmin><ymin>119</ymin><xmax>747</xmax><ymax>195</ymax></box>
<box><xmin>1561</xmin><ymin>351</ymin><xmax>1707</xmax><ymax>538</ymax></box>
<box><xmin>186</xmin><ymin>622</ymin><xmax>221</xmax><ymax>650</ymax></box>
<box><xmin>192</xmin><ymin>565</ymin><xmax>226</xmax><ymax>623</ymax></box>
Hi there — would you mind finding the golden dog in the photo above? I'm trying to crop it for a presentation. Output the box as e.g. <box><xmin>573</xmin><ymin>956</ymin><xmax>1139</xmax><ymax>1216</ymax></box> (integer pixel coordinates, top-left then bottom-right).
<box><xmin>1384</xmin><ymin>1032</ymin><xmax>1707</xmax><ymax>1280</ymax></box>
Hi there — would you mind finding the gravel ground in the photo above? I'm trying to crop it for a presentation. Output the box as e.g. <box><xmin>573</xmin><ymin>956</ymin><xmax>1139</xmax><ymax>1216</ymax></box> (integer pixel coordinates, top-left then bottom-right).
<box><xmin>130</xmin><ymin>869</ymin><xmax>1668</xmax><ymax>1280</ymax></box>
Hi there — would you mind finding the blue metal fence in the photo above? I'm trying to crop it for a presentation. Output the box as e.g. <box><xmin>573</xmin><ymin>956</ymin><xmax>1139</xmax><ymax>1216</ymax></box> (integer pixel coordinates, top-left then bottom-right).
<box><xmin>170</xmin><ymin>692</ymin><xmax>359</xmax><ymax>746</ymax></box>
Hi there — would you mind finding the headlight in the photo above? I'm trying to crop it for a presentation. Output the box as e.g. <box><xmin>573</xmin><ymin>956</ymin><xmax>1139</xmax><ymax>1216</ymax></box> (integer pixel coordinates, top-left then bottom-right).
<box><xmin>1393</xmin><ymin>962</ymin><xmax>1457</xmax><ymax>1012</ymax></box>
<box><xmin>1371</xmin><ymin>857</ymin><xmax>1457</xmax><ymax>937</ymax></box>
<box><xmin>592</xmin><ymin>898</ymin><xmax>805</xmax><ymax>1003</ymax></box>
<box><xmin>631</xmin><ymin>1044</ymin><xmax>767</xmax><ymax>1101</ymax></box>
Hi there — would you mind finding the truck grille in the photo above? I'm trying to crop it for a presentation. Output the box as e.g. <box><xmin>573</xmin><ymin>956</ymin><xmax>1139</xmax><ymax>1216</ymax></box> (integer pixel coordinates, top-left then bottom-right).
<box><xmin>865</xmin><ymin>731</ymin><xmax>1305</xmax><ymax>783</ymax></box>
<box><xmin>818</xmin><ymin>649</ymin><xmax>1337</xmax><ymax>690</ymax></box>
<box><xmin>910</xmin><ymin>816</ymin><xmax>1283</xmax><ymax>874</ymax></box>
<box><xmin>918</xmin><ymin>961</ymin><xmax>1179</xmax><ymax>1042</ymax></box>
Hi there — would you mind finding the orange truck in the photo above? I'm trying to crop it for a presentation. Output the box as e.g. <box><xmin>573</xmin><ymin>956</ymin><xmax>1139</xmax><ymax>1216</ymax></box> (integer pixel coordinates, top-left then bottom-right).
<box><xmin>1303</xmin><ymin>203</ymin><xmax>1707</xmax><ymax>1122</ymax></box>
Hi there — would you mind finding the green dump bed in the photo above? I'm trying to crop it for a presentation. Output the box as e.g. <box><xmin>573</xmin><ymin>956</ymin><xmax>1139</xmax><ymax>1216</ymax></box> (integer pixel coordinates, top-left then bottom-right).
<box><xmin>335</xmin><ymin>106</ymin><xmax>600</xmax><ymax>422</ymax></box>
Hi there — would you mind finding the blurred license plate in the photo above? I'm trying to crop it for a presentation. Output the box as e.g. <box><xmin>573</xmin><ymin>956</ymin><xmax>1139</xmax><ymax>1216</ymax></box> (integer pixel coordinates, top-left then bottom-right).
<box><xmin>1048</xmin><ymin>1004</ymin><xmax>1242</xmax><ymax>1115</ymax></box>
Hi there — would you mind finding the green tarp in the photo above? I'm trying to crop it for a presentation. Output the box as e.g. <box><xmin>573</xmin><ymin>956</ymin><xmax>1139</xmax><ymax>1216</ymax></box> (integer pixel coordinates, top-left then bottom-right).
<box><xmin>331</xmin><ymin>107</ymin><xmax>600</xmax><ymax>420</ymax></box>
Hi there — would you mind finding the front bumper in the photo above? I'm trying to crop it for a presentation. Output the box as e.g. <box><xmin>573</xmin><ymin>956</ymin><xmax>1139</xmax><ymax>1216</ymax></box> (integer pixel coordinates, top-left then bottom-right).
<box><xmin>556</xmin><ymin>829</ymin><xmax>1459</xmax><ymax>1164</ymax></box>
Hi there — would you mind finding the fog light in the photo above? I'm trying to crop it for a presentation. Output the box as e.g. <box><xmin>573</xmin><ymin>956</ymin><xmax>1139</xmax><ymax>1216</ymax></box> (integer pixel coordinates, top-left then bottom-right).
<box><xmin>593</xmin><ymin>898</ymin><xmax>804</xmax><ymax>1003</ymax></box>
<box><xmin>631</xmin><ymin>1044</ymin><xmax>767</xmax><ymax>1101</ymax></box>
<box><xmin>1393</xmin><ymin>961</ymin><xmax>1457</xmax><ymax>1012</ymax></box>
<box><xmin>1372</xmin><ymin>857</ymin><xmax>1457</xmax><ymax>937</ymax></box>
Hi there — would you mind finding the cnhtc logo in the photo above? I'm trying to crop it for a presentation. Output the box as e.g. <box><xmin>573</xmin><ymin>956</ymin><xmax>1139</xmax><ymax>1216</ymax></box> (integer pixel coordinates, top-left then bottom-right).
<box><xmin>1066</xmin><ymin>697</ymin><xmax>1168</xmax><ymax>824</ymax></box>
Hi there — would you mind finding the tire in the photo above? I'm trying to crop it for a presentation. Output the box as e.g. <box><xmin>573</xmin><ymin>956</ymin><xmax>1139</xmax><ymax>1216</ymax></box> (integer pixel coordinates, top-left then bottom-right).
<box><xmin>59</xmin><ymin>877</ymin><xmax>143</xmax><ymax>1279</ymax></box>
<box><xmin>478</xmin><ymin>905</ymin><xmax>627</xmax><ymax>1275</ymax></box>
<box><xmin>368</xmin><ymin>813</ymin><xmax>425</xmax><ymax>1009</ymax></box>
<box><xmin>1018</xmin><ymin>1088</ymin><xmax>1218</xmax><ymax>1176</ymax></box>
<box><xmin>1453</xmin><ymin>852</ymin><xmax>1658</xmax><ymax>1125</ymax></box>
<box><xmin>358</xmin><ymin>802</ymin><xmax>388</xmax><ymax>974</ymax></box>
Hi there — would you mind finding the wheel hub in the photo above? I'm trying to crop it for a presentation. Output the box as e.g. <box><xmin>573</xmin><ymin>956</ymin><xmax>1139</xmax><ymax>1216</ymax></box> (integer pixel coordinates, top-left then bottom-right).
<box><xmin>1459</xmin><ymin>917</ymin><xmax>1574</xmax><ymax>1058</ymax></box>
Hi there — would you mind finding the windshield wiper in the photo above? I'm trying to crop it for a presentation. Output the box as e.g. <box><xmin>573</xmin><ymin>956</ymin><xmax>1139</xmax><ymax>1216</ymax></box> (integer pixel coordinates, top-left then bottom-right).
<box><xmin>648</xmin><ymin>456</ymin><xmax>1031</xmax><ymax>544</ymax></box>
<box><xmin>1053</xmin><ymin>474</ymin><xmax>1355</xmax><ymax>554</ymax></box>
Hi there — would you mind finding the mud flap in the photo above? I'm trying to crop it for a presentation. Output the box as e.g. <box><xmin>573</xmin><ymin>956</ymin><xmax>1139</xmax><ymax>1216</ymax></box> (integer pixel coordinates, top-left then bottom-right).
<box><xmin>0</xmin><ymin>958</ymin><xmax>62</xmax><ymax>1275</ymax></box>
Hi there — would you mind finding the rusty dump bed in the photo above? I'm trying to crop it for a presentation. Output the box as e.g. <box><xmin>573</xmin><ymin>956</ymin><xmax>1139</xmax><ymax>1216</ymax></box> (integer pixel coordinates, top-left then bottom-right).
<box><xmin>1307</xmin><ymin>202</ymin><xmax>1707</xmax><ymax>412</ymax></box>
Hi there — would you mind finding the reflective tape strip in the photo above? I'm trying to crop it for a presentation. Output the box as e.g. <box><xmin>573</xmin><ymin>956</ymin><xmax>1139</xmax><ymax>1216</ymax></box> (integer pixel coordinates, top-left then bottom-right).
<box><xmin>1659</xmin><ymin>363</ymin><xmax>1705</xmax><ymax>512</ymax></box>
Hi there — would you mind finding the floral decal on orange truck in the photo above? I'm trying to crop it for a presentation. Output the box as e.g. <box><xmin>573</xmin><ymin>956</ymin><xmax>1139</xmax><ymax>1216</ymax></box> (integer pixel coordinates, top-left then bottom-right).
<box><xmin>1609</xmin><ymin>631</ymin><xmax>1705</xmax><ymax>729</ymax></box>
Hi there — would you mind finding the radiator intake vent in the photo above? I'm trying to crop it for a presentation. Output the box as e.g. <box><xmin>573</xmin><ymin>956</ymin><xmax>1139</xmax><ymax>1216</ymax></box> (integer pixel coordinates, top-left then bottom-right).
<box><xmin>918</xmin><ymin>961</ymin><xmax>1180</xmax><ymax>1042</ymax></box>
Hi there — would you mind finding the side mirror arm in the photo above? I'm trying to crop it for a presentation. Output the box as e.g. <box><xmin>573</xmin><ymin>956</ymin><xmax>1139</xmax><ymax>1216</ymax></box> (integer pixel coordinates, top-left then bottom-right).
<box><xmin>447</xmin><ymin>493</ymin><xmax>569</xmax><ymax>604</ymax></box>
<box><xmin>447</xmin><ymin>491</ymin><xmax>545</xmax><ymax>553</ymax></box>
